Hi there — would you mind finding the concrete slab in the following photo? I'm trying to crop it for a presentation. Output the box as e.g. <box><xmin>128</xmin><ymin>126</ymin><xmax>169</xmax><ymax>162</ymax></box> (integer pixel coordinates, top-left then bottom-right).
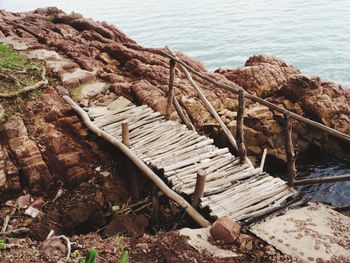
<box><xmin>251</xmin><ymin>203</ymin><xmax>350</xmax><ymax>262</ymax></box>
<box><xmin>179</xmin><ymin>227</ymin><xmax>237</xmax><ymax>258</ymax></box>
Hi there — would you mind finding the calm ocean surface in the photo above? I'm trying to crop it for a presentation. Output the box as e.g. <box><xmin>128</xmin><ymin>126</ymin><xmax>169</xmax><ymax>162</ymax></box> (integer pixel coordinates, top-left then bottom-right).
<box><xmin>1</xmin><ymin>0</ymin><xmax>350</xmax><ymax>86</ymax></box>
<box><xmin>1</xmin><ymin>0</ymin><xmax>350</xmax><ymax>205</ymax></box>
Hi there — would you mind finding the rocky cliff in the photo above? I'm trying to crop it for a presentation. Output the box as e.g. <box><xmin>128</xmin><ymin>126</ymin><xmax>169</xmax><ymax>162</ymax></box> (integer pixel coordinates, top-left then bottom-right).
<box><xmin>0</xmin><ymin>7</ymin><xmax>349</xmax><ymax>197</ymax></box>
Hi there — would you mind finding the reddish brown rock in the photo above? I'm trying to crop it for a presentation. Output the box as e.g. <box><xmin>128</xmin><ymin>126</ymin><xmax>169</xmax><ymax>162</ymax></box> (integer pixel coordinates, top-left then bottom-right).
<box><xmin>41</xmin><ymin>236</ymin><xmax>67</xmax><ymax>261</ymax></box>
<box><xmin>217</xmin><ymin>54</ymin><xmax>300</xmax><ymax>97</ymax></box>
<box><xmin>0</xmin><ymin>7</ymin><xmax>349</xmax><ymax>166</ymax></box>
<box><xmin>210</xmin><ymin>216</ymin><xmax>241</xmax><ymax>244</ymax></box>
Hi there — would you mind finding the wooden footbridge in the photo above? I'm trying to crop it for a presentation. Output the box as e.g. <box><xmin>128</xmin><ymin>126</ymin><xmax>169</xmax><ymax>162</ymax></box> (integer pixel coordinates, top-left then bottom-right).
<box><xmin>63</xmin><ymin>47</ymin><xmax>350</xmax><ymax>227</ymax></box>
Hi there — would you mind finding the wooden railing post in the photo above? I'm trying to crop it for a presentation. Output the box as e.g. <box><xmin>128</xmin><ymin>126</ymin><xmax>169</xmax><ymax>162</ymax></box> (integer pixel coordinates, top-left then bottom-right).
<box><xmin>284</xmin><ymin>113</ymin><xmax>296</xmax><ymax>186</ymax></box>
<box><xmin>122</xmin><ymin>122</ymin><xmax>130</xmax><ymax>147</ymax></box>
<box><xmin>122</xmin><ymin>122</ymin><xmax>140</xmax><ymax>201</ymax></box>
<box><xmin>237</xmin><ymin>89</ymin><xmax>247</xmax><ymax>164</ymax></box>
<box><xmin>192</xmin><ymin>169</ymin><xmax>207</xmax><ymax>208</ymax></box>
<box><xmin>166</xmin><ymin>59</ymin><xmax>176</xmax><ymax>119</ymax></box>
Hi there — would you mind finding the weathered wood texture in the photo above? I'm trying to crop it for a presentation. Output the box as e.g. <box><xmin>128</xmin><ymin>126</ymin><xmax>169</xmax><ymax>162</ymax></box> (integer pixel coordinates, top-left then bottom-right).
<box><xmin>122</xmin><ymin>122</ymin><xmax>140</xmax><ymax>201</ymax></box>
<box><xmin>166</xmin><ymin>59</ymin><xmax>176</xmax><ymax>118</ymax></box>
<box><xmin>63</xmin><ymin>95</ymin><xmax>211</xmax><ymax>227</ymax></box>
<box><xmin>294</xmin><ymin>174</ymin><xmax>350</xmax><ymax>185</ymax></box>
<box><xmin>68</xmin><ymin>95</ymin><xmax>297</xmax><ymax>223</ymax></box>
<box><xmin>236</xmin><ymin>89</ymin><xmax>247</xmax><ymax>164</ymax></box>
<box><xmin>192</xmin><ymin>170</ymin><xmax>207</xmax><ymax>208</ymax></box>
<box><xmin>284</xmin><ymin>113</ymin><xmax>296</xmax><ymax>186</ymax></box>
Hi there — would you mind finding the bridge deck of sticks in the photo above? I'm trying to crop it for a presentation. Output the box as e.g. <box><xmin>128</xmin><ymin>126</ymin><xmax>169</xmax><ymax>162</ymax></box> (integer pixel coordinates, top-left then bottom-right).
<box><xmin>86</xmin><ymin>97</ymin><xmax>298</xmax><ymax>222</ymax></box>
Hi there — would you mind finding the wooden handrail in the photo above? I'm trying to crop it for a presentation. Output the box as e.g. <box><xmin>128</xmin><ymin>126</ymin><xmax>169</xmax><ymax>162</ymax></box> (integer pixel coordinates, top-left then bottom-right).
<box><xmin>294</xmin><ymin>174</ymin><xmax>350</xmax><ymax>185</ymax></box>
<box><xmin>160</xmin><ymin>49</ymin><xmax>350</xmax><ymax>145</ymax></box>
<box><xmin>166</xmin><ymin>46</ymin><xmax>240</xmax><ymax>154</ymax></box>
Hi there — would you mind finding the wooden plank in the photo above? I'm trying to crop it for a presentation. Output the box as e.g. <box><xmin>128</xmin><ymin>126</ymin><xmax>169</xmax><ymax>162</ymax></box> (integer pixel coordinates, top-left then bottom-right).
<box><xmin>207</xmin><ymin>178</ymin><xmax>285</xmax><ymax>211</ymax></box>
<box><xmin>231</xmin><ymin>189</ymin><xmax>295</xmax><ymax>220</ymax></box>
<box><xmin>162</xmin><ymin>148</ymin><xmax>230</xmax><ymax>172</ymax></box>
<box><xmin>236</xmin><ymin>191</ymin><xmax>297</xmax><ymax>221</ymax></box>
<box><xmin>211</xmin><ymin>184</ymin><xmax>289</xmax><ymax>217</ymax></box>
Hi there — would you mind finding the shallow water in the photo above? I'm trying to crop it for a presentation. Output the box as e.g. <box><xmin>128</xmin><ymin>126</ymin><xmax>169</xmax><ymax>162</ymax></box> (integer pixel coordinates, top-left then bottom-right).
<box><xmin>1</xmin><ymin>0</ymin><xmax>350</xmax><ymax>205</ymax></box>
<box><xmin>296</xmin><ymin>157</ymin><xmax>350</xmax><ymax>207</ymax></box>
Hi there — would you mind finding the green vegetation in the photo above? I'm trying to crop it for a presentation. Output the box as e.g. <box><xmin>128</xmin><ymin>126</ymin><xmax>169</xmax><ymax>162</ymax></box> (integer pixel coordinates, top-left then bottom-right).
<box><xmin>0</xmin><ymin>239</ymin><xmax>5</xmax><ymax>250</ymax></box>
<box><xmin>79</xmin><ymin>248</ymin><xmax>98</xmax><ymax>263</ymax></box>
<box><xmin>119</xmin><ymin>251</ymin><xmax>129</xmax><ymax>263</ymax></box>
<box><xmin>0</xmin><ymin>43</ymin><xmax>43</xmax><ymax>94</ymax></box>
<box><xmin>0</xmin><ymin>43</ymin><xmax>27</xmax><ymax>70</ymax></box>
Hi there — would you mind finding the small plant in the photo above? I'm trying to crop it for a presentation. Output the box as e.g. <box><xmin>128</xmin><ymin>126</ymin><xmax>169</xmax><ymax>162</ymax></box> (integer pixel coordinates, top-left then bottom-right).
<box><xmin>80</xmin><ymin>248</ymin><xmax>98</xmax><ymax>263</ymax></box>
<box><xmin>118</xmin><ymin>251</ymin><xmax>129</xmax><ymax>263</ymax></box>
<box><xmin>0</xmin><ymin>239</ymin><xmax>5</xmax><ymax>250</ymax></box>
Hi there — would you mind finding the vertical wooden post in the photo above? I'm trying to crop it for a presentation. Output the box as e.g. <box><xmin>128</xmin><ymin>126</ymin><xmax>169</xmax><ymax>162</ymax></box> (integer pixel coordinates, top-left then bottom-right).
<box><xmin>166</xmin><ymin>59</ymin><xmax>176</xmax><ymax>119</ymax></box>
<box><xmin>122</xmin><ymin>122</ymin><xmax>140</xmax><ymax>201</ymax></box>
<box><xmin>236</xmin><ymin>89</ymin><xmax>247</xmax><ymax>164</ymax></box>
<box><xmin>151</xmin><ymin>185</ymin><xmax>159</xmax><ymax>224</ymax></box>
<box><xmin>122</xmin><ymin>122</ymin><xmax>129</xmax><ymax>147</ymax></box>
<box><xmin>192</xmin><ymin>169</ymin><xmax>207</xmax><ymax>208</ymax></box>
<box><xmin>284</xmin><ymin>113</ymin><xmax>296</xmax><ymax>186</ymax></box>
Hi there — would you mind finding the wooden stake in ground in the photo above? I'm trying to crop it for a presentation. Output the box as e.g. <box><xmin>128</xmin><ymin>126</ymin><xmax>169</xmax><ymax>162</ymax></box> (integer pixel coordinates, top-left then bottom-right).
<box><xmin>192</xmin><ymin>169</ymin><xmax>207</xmax><ymax>208</ymax></box>
<box><xmin>166</xmin><ymin>59</ymin><xmax>176</xmax><ymax>118</ymax></box>
<box><xmin>236</xmin><ymin>89</ymin><xmax>247</xmax><ymax>164</ymax></box>
<box><xmin>122</xmin><ymin>122</ymin><xmax>140</xmax><ymax>201</ymax></box>
<box><xmin>151</xmin><ymin>185</ymin><xmax>159</xmax><ymax>224</ymax></box>
<box><xmin>284</xmin><ymin>112</ymin><xmax>296</xmax><ymax>186</ymax></box>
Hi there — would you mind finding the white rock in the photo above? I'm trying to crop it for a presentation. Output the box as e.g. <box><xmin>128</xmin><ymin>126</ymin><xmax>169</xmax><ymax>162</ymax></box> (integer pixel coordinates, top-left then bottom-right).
<box><xmin>25</xmin><ymin>206</ymin><xmax>41</xmax><ymax>218</ymax></box>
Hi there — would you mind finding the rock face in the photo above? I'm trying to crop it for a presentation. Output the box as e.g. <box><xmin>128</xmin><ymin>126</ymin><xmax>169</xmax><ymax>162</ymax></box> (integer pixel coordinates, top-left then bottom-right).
<box><xmin>216</xmin><ymin>54</ymin><xmax>300</xmax><ymax>97</ymax></box>
<box><xmin>0</xmin><ymin>87</ymin><xmax>94</xmax><ymax>195</ymax></box>
<box><xmin>0</xmin><ymin>6</ymin><xmax>349</xmax><ymax>192</ymax></box>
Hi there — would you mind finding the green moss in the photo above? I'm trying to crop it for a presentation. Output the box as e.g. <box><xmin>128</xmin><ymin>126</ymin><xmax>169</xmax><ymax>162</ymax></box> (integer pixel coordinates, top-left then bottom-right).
<box><xmin>0</xmin><ymin>44</ymin><xmax>43</xmax><ymax>94</ymax></box>
<box><xmin>0</xmin><ymin>43</ymin><xmax>27</xmax><ymax>70</ymax></box>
